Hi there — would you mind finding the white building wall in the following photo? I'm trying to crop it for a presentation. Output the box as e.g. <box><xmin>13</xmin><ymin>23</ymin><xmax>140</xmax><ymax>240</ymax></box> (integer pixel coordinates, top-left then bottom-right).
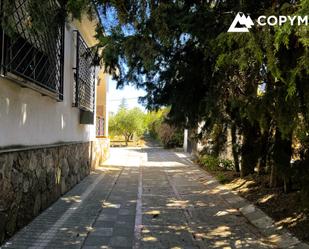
<box><xmin>0</xmin><ymin>23</ymin><xmax>96</xmax><ymax>147</ymax></box>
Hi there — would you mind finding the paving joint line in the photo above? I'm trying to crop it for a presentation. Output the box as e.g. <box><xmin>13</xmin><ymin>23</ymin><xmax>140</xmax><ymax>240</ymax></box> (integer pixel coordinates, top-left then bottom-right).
<box><xmin>182</xmin><ymin>152</ymin><xmax>308</xmax><ymax>249</ymax></box>
<box><xmin>26</xmin><ymin>173</ymin><xmax>106</xmax><ymax>249</ymax></box>
<box><xmin>79</xmin><ymin>167</ymin><xmax>125</xmax><ymax>249</ymax></box>
<box><xmin>133</xmin><ymin>164</ymin><xmax>143</xmax><ymax>249</ymax></box>
<box><xmin>164</xmin><ymin>168</ymin><xmax>204</xmax><ymax>249</ymax></box>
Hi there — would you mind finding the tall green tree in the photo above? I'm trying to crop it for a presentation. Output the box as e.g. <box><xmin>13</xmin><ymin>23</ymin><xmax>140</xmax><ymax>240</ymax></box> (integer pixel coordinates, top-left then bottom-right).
<box><xmin>109</xmin><ymin>107</ymin><xmax>146</xmax><ymax>145</ymax></box>
<box><xmin>91</xmin><ymin>0</ymin><xmax>308</xmax><ymax>193</ymax></box>
<box><xmin>8</xmin><ymin>0</ymin><xmax>309</xmax><ymax>195</ymax></box>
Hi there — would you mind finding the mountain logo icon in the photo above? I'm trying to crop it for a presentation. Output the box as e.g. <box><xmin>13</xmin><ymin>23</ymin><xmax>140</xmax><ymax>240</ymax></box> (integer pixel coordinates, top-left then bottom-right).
<box><xmin>228</xmin><ymin>13</ymin><xmax>254</xmax><ymax>32</ymax></box>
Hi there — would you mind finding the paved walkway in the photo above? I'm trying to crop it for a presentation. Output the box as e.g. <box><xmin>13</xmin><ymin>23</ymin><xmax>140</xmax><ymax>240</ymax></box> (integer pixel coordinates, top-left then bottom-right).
<box><xmin>2</xmin><ymin>146</ymin><xmax>298</xmax><ymax>249</ymax></box>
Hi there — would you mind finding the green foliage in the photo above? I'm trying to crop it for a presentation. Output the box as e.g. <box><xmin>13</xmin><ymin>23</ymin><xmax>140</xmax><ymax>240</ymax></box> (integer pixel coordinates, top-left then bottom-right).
<box><xmin>216</xmin><ymin>172</ymin><xmax>229</xmax><ymax>184</ymax></box>
<box><xmin>119</xmin><ymin>98</ymin><xmax>128</xmax><ymax>111</ymax></box>
<box><xmin>156</xmin><ymin>122</ymin><xmax>183</xmax><ymax>148</ymax></box>
<box><xmin>143</xmin><ymin>108</ymin><xmax>183</xmax><ymax>148</ymax></box>
<box><xmin>144</xmin><ymin>108</ymin><xmax>168</xmax><ymax>139</ymax></box>
<box><xmin>65</xmin><ymin>0</ymin><xmax>93</xmax><ymax>20</ymax></box>
<box><xmin>6</xmin><ymin>0</ymin><xmax>309</xmax><ymax>202</ymax></box>
<box><xmin>109</xmin><ymin>107</ymin><xmax>146</xmax><ymax>144</ymax></box>
<box><xmin>199</xmin><ymin>155</ymin><xmax>220</xmax><ymax>171</ymax></box>
<box><xmin>200</xmin><ymin>155</ymin><xmax>234</xmax><ymax>172</ymax></box>
<box><xmin>2</xmin><ymin>0</ymin><xmax>65</xmax><ymax>35</ymax></box>
<box><xmin>74</xmin><ymin>0</ymin><xmax>309</xmax><ymax>204</ymax></box>
<box><xmin>219</xmin><ymin>159</ymin><xmax>234</xmax><ymax>171</ymax></box>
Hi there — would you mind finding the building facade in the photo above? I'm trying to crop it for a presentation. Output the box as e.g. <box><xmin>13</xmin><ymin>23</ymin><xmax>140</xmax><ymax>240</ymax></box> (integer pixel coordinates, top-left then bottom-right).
<box><xmin>0</xmin><ymin>1</ymin><xmax>109</xmax><ymax>243</ymax></box>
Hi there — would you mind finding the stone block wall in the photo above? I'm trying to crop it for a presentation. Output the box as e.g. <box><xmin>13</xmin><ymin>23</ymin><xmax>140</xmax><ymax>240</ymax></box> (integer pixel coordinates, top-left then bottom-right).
<box><xmin>189</xmin><ymin>126</ymin><xmax>240</xmax><ymax>163</ymax></box>
<box><xmin>91</xmin><ymin>138</ymin><xmax>110</xmax><ymax>169</ymax></box>
<box><xmin>0</xmin><ymin>142</ymin><xmax>94</xmax><ymax>244</ymax></box>
<box><xmin>218</xmin><ymin>127</ymin><xmax>234</xmax><ymax>161</ymax></box>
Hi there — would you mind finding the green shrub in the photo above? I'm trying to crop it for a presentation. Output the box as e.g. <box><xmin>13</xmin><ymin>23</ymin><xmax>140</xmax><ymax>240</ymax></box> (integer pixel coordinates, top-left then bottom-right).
<box><xmin>200</xmin><ymin>155</ymin><xmax>234</xmax><ymax>172</ymax></box>
<box><xmin>200</xmin><ymin>155</ymin><xmax>220</xmax><ymax>171</ymax></box>
<box><xmin>219</xmin><ymin>159</ymin><xmax>234</xmax><ymax>170</ymax></box>
<box><xmin>156</xmin><ymin>122</ymin><xmax>183</xmax><ymax>148</ymax></box>
<box><xmin>216</xmin><ymin>172</ymin><xmax>228</xmax><ymax>184</ymax></box>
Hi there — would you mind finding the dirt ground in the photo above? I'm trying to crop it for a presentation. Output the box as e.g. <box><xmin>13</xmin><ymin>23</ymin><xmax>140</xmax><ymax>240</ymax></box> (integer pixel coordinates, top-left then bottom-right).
<box><xmin>199</xmin><ymin>167</ymin><xmax>309</xmax><ymax>243</ymax></box>
<box><xmin>110</xmin><ymin>135</ymin><xmax>161</xmax><ymax>148</ymax></box>
<box><xmin>110</xmin><ymin>137</ymin><xmax>146</xmax><ymax>147</ymax></box>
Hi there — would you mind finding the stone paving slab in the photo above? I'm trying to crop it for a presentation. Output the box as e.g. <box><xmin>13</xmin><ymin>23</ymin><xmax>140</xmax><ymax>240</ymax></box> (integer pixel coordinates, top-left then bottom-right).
<box><xmin>169</xmin><ymin>153</ymin><xmax>308</xmax><ymax>249</ymax></box>
<box><xmin>2</xmin><ymin>147</ymin><xmax>309</xmax><ymax>249</ymax></box>
<box><xmin>140</xmin><ymin>225</ymin><xmax>199</xmax><ymax>249</ymax></box>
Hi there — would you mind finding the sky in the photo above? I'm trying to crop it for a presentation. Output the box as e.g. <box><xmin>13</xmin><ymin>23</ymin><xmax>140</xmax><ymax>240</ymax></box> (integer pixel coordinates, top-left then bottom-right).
<box><xmin>108</xmin><ymin>77</ymin><xmax>146</xmax><ymax>114</ymax></box>
<box><xmin>100</xmin><ymin>8</ymin><xmax>147</xmax><ymax>114</ymax></box>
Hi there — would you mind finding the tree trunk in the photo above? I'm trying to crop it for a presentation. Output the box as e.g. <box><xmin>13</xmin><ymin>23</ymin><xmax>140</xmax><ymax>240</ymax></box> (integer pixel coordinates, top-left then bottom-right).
<box><xmin>124</xmin><ymin>134</ymin><xmax>130</xmax><ymax>146</ymax></box>
<box><xmin>270</xmin><ymin>162</ymin><xmax>279</xmax><ymax>188</ymax></box>
<box><xmin>212</xmin><ymin>124</ymin><xmax>227</xmax><ymax>157</ymax></box>
<box><xmin>129</xmin><ymin>133</ymin><xmax>134</xmax><ymax>140</ymax></box>
<box><xmin>270</xmin><ymin>128</ymin><xmax>292</xmax><ymax>191</ymax></box>
<box><xmin>240</xmin><ymin>120</ymin><xmax>260</xmax><ymax>177</ymax></box>
<box><xmin>231</xmin><ymin>123</ymin><xmax>240</xmax><ymax>173</ymax></box>
<box><xmin>256</xmin><ymin>130</ymin><xmax>270</xmax><ymax>175</ymax></box>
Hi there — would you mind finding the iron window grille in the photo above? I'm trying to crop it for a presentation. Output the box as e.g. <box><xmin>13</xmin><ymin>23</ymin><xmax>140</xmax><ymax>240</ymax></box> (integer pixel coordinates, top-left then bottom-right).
<box><xmin>73</xmin><ymin>31</ymin><xmax>96</xmax><ymax>113</ymax></box>
<box><xmin>0</xmin><ymin>0</ymin><xmax>65</xmax><ymax>101</ymax></box>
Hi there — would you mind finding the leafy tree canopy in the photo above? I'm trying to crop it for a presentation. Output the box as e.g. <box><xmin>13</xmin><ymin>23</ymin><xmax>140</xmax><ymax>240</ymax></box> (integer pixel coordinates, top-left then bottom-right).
<box><xmin>109</xmin><ymin>106</ymin><xmax>146</xmax><ymax>145</ymax></box>
<box><xmin>3</xmin><ymin>0</ymin><xmax>309</xmax><ymax>187</ymax></box>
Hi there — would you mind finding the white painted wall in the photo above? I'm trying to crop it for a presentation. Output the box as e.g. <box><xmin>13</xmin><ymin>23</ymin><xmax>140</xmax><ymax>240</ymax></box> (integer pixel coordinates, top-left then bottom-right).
<box><xmin>0</xmin><ymin>23</ymin><xmax>97</xmax><ymax>147</ymax></box>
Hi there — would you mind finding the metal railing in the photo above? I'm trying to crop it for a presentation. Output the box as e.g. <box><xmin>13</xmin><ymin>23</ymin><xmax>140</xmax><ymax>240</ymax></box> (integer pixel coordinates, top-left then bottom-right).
<box><xmin>96</xmin><ymin>116</ymin><xmax>104</xmax><ymax>136</ymax></box>
<box><xmin>73</xmin><ymin>31</ymin><xmax>96</xmax><ymax>113</ymax></box>
<box><xmin>0</xmin><ymin>0</ymin><xmax>65</xmax><ymax>100</ymax></box>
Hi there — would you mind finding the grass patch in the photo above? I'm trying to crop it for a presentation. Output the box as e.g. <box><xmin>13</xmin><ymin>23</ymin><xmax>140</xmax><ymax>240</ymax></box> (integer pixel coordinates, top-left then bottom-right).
<box><xmin>199</xmin><ymin>155</ymin><xmax>234</xmax><ymax>171</ymax></box>
<box><xmin>198</xmin><ymin>154</ymin><xmax>238</xmax><ymax>184</ymax></box>
<box><xmin>216</xmin><ymin>172</ymin><xmax>229</xmax><ymax>184</ymax></box>
<box><xmin>199</xmin><ymin>155</ymin><xmax>220</xmax><ymax>171</ymax></box>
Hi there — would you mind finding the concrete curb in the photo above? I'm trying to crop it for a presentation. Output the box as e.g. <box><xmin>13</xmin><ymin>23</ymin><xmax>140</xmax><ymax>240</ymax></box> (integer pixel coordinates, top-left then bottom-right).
<box><xmin>203</xmin><ymin>173</ymin><xmax>309</xmax><ymax>249</ymax></box>
<box><xmin>223</xmin><ymin>190</ymin><xmax>309</xmax><ymax>249</ymax></box>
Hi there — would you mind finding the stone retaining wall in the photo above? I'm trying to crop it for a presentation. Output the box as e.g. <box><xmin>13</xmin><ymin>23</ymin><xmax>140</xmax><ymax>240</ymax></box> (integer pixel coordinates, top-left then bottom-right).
<box><xmin>91</xmin><ymin>138</ymin><xmax>110</xmax><ymax>169</ymax></box>
<box><xmin>0</xmin><ymin>141</ymin><xmax>106</xmax><ymax>244</ymax></box>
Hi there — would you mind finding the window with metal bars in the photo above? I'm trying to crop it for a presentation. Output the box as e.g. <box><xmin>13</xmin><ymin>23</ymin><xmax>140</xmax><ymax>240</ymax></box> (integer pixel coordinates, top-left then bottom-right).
<box><xmin>0</xmin><ymin>0</ymin><xmax>65</xmax><ymax>100</ymax></box>
<box><xmin>73</xmin><ymin>31</ymin><xmax>96</xmax><ymax>114</ymax></box>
